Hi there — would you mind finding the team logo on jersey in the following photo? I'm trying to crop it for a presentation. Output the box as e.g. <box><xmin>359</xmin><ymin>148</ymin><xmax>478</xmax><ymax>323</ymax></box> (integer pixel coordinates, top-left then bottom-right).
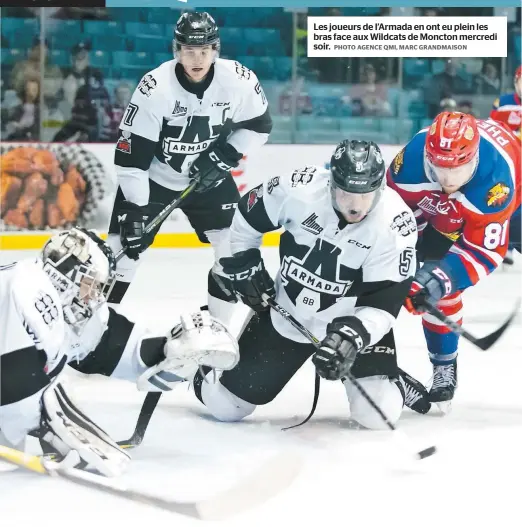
<box><xmin>392</xmin><ymin>149</ymin><xmax>404</xmax><ymax>175</ymax></box>
<box><xmin>487</xmin><ymin>183</ymin><xmax>510</xmax><ymax>207</ymax></box>
<box><xmin>234</xmin><ymin>62</ymin><xmax>252</xmax><ymax>80</ymax></box>
<box><xmin>247</xmin><ymin>185</ymin><xmax>263</xmax><ymax>211</ymax></box>
<box><xmin>291</xmin><ymin>167</ymin><xmax>316</xmax><ymax>187</ymax></box>
<box><xmin>417</xmin><ymin>195</ymin><xmax>458</xmax><ymax>216</ymax></box>
<box><xmin>281</xmin><ymin>238</ymin><xmax>355</xmax><ymax>312</ymax></box>
<box><xmin>267</xmin><ymin>176</ymin><xmax>280</xmax><ymax>194</ymax></box>
<box><xmin>281</xmin><ymin>256</ymin><xmax>353</xmax><ymax>298</ymax></box>
<box><xmin>116</xmin><ymin>130</ymin><xmax>132</xmax><ymax>154</ymax></box>
<box><xmin>390</xmin><ymin>211</ymin><xmax>416</xmax><ymax>237</ymax></box>
<box><xmin>171</xmin><ymin>100</ymin><xmax>187</xmax><ymax>118</ymax></box>
<box><xmin>138</xmin><ymin>74</ymin><xmax>157</xmax><ymax>98</ymax></box>
<box><xmin>301</xmin><ymin>213</ymin><xmax>323</xmax><ymax>235</ymax></box>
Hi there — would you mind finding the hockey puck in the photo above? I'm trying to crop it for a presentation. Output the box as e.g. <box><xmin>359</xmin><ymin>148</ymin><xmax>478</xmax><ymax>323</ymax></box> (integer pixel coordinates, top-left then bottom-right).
<box><xmin>417</xmin><ymin>446</ymin><xmax>437</xmax><ymax>459</ymax></box>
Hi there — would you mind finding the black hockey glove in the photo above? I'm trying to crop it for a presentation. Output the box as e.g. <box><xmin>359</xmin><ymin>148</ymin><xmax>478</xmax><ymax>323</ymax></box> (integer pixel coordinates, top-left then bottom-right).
<box><xmin>117</xmin><ymin>201</ymin><xmax>156</xmax><ymax>260</ymax></box>
<box><xmin>189</xmin><ymin>142</ymin><xmax>242</xmax><ymax>193</ymax></box>
<box><xmin>313</xmin><ymin>316</ymin><xmax>370</xmax><ymax>381</ymax></box>
<box><xmin>220</xmin><ymin>248</ymin><xmax>275</xmax><ymax>312</ymax></box>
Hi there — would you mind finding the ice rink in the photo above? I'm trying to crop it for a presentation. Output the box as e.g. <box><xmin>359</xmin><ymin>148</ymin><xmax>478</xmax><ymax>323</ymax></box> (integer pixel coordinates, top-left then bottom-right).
<box><xmin>1</xmin><ymin>247</ymin><xmax>521</xmax><ymax>527</ymax></box>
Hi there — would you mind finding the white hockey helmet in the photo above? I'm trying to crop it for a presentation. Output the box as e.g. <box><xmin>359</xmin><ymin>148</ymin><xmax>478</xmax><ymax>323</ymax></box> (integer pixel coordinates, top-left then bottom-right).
<box><xmin>41</xmin><ymin>228</ymin><xmax>116</xmax><ymax>332</ymax></box>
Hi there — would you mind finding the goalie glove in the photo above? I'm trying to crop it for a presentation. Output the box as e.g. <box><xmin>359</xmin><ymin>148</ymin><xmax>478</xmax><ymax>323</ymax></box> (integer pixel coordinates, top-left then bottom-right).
<box><xmin>137</xmin><ymin>311</ymin><xmax>239</xmax><ymax>391</ymax></box>
<box><xmin>36</xmin><ymin>379</ymin><xmax>130</xmax><ymax>477</ymax></box>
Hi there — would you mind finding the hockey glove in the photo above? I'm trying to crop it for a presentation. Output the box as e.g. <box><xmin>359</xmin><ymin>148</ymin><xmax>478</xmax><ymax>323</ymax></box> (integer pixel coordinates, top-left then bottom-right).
<box><xmin>404</xmin><ymin>263</ymin><xmax>453</xmax><ymax>315</ymax></box>
<box><xmin>117</xmin><ymin>200</ymin><xmax>157</xmax><ymax>260</ymax></box>
<box><xmin>313</xmin><ymin>316</ymin><xmax>370</xmax><ymax>381</ymax></box>
<box><xmin>137</xmin><ymin>311</ymin><xmax>239</xmax><ymax>390</ymax></box>
<box><xmin>190</xmin><ymin>142</ymin><xmax>242</xmax><ymax>193</ymax></box>
<box><xmin>220</xmin><ymin>248</ymin><xmax>275</xmax><ymax>312</ymax></box>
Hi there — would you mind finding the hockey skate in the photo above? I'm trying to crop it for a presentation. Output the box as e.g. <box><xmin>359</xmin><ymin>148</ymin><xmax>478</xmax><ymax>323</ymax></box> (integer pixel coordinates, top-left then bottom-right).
<box><xmin>397</xmin><ymin>368</ymin><xmax>431</xmax><ymax>414</ymax></box>
<box><xmin>429</xmin><ymin>362</ymin><xmax>457</xmax><ymax>414</ymax></box>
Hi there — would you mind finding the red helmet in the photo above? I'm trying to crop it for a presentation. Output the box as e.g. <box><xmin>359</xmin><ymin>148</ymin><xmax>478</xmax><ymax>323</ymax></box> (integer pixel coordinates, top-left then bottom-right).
<box><xmin>515</xmin><ymin>66</ymin><xmax>522</xmax><ymax>82</ymax></box>
<box><xmin>425</xmin><ymin>112</ymin><xmax>479</xmax><ymax>168</ymax></box>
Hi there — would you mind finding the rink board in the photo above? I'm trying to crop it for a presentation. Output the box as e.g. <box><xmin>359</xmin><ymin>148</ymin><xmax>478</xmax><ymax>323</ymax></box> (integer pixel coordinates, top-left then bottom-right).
<box><xmin>0</xmin><ymin>142</ymin><xmax>402</xmax><ymax>249</ymax></box>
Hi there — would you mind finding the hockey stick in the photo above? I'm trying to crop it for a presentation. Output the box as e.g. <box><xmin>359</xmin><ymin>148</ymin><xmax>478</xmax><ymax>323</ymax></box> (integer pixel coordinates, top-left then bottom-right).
<box><xmin>117</xmin><ymin>392</ymin><xmax>161</xmax><ymax>449</ymax></box>
<box><xmin>263</xmin><ymin>295</ymin><xmax>436</xmax><ymax>460</ymax></box>
<box><xmin>114</xmin><ymin>177</ymin><xmax>200</xmax><ymax>261</ymax></box>
<box><xmin>0</xmin><ymin>445</ymin><xmax>302</xmax><ymax>520</ymax></box>
<box><xmin>421</xmin><ymin>298</ymin><xmax>521</xmax><ymax>351</ymax></box>
<box><xmin>112</xmin><ymin>179</ymin><xmax>200</xmax><ymax>446</ymax></box>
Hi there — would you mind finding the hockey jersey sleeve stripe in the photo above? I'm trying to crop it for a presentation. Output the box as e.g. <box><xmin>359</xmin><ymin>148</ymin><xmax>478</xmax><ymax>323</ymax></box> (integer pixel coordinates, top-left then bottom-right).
<box><xmin>495</xmin><ymin>104</ymin><xmax>522</xmax><ymax>111</ymax></box>
<box><xmin>443</xmin><ymin>248</ymin><xmax>483</xmax><ymax>288</ymax></box>
<box><xmin>114</xmin><ymin>130</ymin><xmax>157</xmax><ymax>171</ymax></box>
<box><xmin>460</xmin><ymin>234</ymin><xmax>504</xmax><ymax>267</ymax></box>
<box><xmin>237</xmin><ymin>188</ymin><xmax>280</xmax><ymax>234</ymax></box>
<box><xmin>231</xmin><ymin>107</ymin><xmax>273</xmax><ymax>134</ymax></box>
<box><xmin>69</xmin><ymin>309</ymin><xmax>134</xmax><ymax>377</ymax></box>
<box><xmin>0</xmin><ymin>346</ymin><xmax>48</xmax><ymax>406</ymax></box>
<box><xmin>478</xmin><ymin>127</ymin><xmax>516</xmax><ymax>186</ymax></box>
<box><xmin>355</xmin><ymin>278</ymin><xmax>412</xmax><ymax>318</ymax></box>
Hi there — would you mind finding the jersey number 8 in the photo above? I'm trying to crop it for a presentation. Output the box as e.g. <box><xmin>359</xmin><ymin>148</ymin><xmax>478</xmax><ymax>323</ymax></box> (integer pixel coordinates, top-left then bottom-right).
<box><xmin>483</xmin><ymin>220</ymin><xmax>509</xmax><ymax>250</ymax></box>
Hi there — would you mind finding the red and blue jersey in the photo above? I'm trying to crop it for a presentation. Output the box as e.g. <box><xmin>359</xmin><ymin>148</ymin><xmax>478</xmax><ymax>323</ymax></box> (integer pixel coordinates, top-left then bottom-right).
<box><xmin>387</xmin><ymin>118</ymin><xmax>521</xmax><ymax>292</ymax></box>
<box><xmin>490</xmin><ymin>92</ymin><xmax>521</xmax><ymax>137</ymax></box>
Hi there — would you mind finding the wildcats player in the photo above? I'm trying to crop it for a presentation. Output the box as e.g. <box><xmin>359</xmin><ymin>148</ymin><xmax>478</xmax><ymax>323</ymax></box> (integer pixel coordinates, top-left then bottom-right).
<box><xmin>387</xmin><ymin>112</ymin><xmax>521</xmax><ymax>412</ymax></box>
<box><xmin>490</xmin><ymin>66</ymin><xmax>521</xmax><ymax>139</ymax></box>
<box><xmin>490</xmin><ymin>66</ymin><xmax>522</xmax><ymax>264</ymax></box>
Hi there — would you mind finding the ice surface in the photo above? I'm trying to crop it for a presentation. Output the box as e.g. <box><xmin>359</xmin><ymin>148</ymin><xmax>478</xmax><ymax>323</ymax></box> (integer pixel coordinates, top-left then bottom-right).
<box><xmin>1</xmin><ymin>248</ymin><xmax>521</xmax><ymax>527</ymax></box>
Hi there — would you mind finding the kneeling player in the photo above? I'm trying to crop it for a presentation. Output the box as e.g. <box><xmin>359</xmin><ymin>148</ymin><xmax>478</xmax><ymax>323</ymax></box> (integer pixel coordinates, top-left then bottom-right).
<box><xmin>0</xmin><ymin>228</ymin><xmax>238</xmax><ymax>475</ymax></box>
<box><xmin>193</xmin><ymin>140</ymin><xmax>430</xmax><ymax>430</ymax></box>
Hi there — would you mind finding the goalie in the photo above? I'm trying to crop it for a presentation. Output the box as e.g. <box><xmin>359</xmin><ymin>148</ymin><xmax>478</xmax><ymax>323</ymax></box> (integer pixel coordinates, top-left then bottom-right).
<box><xmin>0</xmin><ymin>228</ymin><xmax>238</xmax><ymax>477</ymax></box>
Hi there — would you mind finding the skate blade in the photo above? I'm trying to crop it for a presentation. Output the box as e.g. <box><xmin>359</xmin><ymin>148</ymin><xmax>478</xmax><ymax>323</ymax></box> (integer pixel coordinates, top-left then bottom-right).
<box><xmin>435</xmin><ymin>401</ymin><xmax>453</xmax><ymax>415</ymax></box>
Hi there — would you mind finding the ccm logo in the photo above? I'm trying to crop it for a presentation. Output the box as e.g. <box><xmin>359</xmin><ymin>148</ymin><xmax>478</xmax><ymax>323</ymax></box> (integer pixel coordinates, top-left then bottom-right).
<box><xmin>221</xmin><ymin>203</ymin><xmax>238</xmax><ymax>210</ymax></box>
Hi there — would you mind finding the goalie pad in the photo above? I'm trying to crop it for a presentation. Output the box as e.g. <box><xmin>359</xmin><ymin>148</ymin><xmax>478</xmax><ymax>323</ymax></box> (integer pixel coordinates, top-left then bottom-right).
<box><xmin>137</xmin><ymin>311</ymin><xmax>239</xmax><ymax>391</ymax></box>
<box><xmin>38</xmin><ymin>379</ymin><xmax>130</xmax><ymax>477</ymax></box>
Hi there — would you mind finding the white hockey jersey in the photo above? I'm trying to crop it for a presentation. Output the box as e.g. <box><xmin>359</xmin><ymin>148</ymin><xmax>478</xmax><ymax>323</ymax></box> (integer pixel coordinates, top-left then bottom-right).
<box><xmin>0</xmin><ymin>259</ymin><xmax>152</xmax><ymax>445</ymax></box>
<box><xmin>229</xmin><ymin>166</ymin><xmax>418</xmax><ymax>344</ymax></box>
<box><xmin>0</xmin><ymin>259</ymin><xmax>66</xmax><ymax>444</ymax></box>
<box><xmin>114</xmin><ymin>58</ymin><xmax>272</xmax><ymax>205</ymax></box>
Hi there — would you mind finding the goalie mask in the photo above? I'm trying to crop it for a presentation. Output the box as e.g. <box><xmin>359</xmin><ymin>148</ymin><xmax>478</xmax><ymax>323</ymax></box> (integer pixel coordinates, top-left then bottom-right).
<box><xmin>41</xmin><ymin>228</ymin><xmax>116</xmax><ymax>333</ymax></box>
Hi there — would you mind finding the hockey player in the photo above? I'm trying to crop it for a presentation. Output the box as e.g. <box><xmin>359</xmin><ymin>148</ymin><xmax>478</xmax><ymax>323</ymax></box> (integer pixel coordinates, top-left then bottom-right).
<box><xmin>0</xmin><ymin>228</ymin><xmax>239</xmax><ymax>475</ymax></box>
<box><xmin>108</xmin><ymin>11</ymin><xmax>272</xmax><ymax>330</ymax></box>
<box><xmin>387</xmin><ymin>112</ymin><xmax>521</xmax><ymax>412</ymax></box>
<box><xmin>192</xmin><ymin>140</ymin><xmax>432</xmax><ymax>429</ymax></box>
<box><xmin>490</xmin><ymin>66</ymin><xmax>522</xmax><ymax>265</ymax></box>
<box><xmin>490</xmin><ymin>66</ymin><xmax>521</xmax><ymax>139</ymax></box>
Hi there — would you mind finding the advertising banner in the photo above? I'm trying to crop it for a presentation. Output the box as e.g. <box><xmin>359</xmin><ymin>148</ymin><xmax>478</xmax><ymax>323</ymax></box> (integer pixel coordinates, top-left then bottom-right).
<box><xmin>0</xmin><ymin>142</ymin><xmax>403</xmax><ymax>249</ymax></box>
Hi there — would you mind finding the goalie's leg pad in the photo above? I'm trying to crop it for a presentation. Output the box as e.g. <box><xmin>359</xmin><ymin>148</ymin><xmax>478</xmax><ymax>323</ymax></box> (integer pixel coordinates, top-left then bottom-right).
<box><xmin>343</xmin><ymin>375</ymin><xmax>404</xmax><ymax>430</ymax></box>
<box><xmin>200</xmin><ymin>371</ymin><xmax>256</xmax><ymax>422</ymax></box>
<box><xmin>40</xmin><ymin>380</ymin><xmax>130</xmax><ymax>477</ymax></box>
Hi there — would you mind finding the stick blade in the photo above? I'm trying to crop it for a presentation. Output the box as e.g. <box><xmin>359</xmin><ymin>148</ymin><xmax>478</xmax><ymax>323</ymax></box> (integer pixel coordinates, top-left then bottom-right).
<box><xmin>475</xmin><ymin>299</ymin><xmax>521</xmax><ymax>350</ymax></box>
<box><xmin>194</xmin><ymin>452</ymin><xmax>302</xmax><ymax>520</ymax></box>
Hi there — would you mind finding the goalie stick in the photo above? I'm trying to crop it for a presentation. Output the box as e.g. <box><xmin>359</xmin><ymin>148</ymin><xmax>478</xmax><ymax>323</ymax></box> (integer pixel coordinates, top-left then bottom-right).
<box><xmin>0</xmin><ymin>445</ymin><xmax>301</xmax><ymax>520</ymax></box>
<box><xmin>262</xmin><ymin>294</ymin><xmax>436</xmax><ymax>461</ymax></box>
